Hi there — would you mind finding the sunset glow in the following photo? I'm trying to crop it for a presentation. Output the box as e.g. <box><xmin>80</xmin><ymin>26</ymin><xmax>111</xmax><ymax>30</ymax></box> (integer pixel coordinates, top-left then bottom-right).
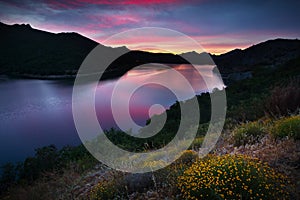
<box><xmin>0</xmin><ymin>0</ymin><xmax>299</xmax><ymax>54</ymax></box>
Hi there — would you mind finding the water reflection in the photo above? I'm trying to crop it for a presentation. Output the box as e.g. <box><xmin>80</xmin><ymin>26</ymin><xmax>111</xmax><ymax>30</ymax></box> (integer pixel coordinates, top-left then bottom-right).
<box><xmin>95</xmin><ymin>64</ymin><xmax>224</xmax><ymax>132</ymax></box>
<box><xmin>0</xmin><ymin>64</ymin><xmax>224</xmax><ymax>164</ymax></box>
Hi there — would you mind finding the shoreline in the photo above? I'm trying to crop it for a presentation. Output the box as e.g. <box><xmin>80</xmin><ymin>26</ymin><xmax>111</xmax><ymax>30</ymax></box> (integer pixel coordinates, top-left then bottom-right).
<box><xmin>8</xmin><ymin>74</ymin><xmax>77</xmax><ymax>80</ymax></box>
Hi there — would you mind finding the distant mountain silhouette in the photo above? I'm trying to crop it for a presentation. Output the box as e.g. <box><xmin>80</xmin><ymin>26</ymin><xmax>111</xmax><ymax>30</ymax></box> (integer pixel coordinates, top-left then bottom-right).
<box><xmin>0</xmin><ymin>22</ymin><xmax>97</xmax><ymax>74</ymax></box>
<box><xmin>212</xmin><ymin>39</ymin><xmax>300</xmax><ymax>73</ymax></box>
<box><xmin>178</xmin><ymin>39</ymin><xmax>300</xmax><ymax>73</ymax></box>
<box><xmin>0</xmin><ymin>22</ymin><xmax>299</xmax><ymax>78</ymax></box>
<box><xmin>0</xmin><ymin>22</ymin><xmax>134</xmax><ymax>78</ymax></box>
<box><xmin>179</xmin><ymin>51</ymin><xmax>214</xmax><ymax>65</ymax></box>
<box><xmin>0</xmin><ymin>22</ymin><xmax>191</xmax><ymax>78</ymax></box>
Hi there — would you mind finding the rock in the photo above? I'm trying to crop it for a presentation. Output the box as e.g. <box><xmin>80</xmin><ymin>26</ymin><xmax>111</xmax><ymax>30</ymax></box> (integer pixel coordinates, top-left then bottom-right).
<box><xmin>125</xmin><ymin>173</ymin><xmax>154</xmax><ymax>193</ymax></box>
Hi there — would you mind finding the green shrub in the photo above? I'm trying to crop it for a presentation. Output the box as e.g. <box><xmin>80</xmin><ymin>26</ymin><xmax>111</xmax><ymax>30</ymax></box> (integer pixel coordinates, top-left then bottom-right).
<box><xmin>0</xmin><ymin>163</ymin><xmax>16</xmax><ymax>193</ymax></box>
<box><xmin>175</xmin><ymin>150</ymin><xmax>198</xmax><ymax>165</ymax></box>
<box><xmin>90</xmin><ymin>171</ymin><xmax>126</xmax><ymax>200</ymax></box>
<box><xmin>196</xmin><ymin>123</ymin><xmax>209</xmax><ymax>136</ymax></box>
<box><xmin>153</xmin><ymin>157</ymin><xmax>195</xmax><ymax>197</ymax></box>
<box><xmin>271</xmin><ymin>115</ymin><xmax>300</xmax><ymax>139</ymax></box>
<box><xmin>264</xmin><ymin>79</ymin><xmax>300</xmax><ymax>118</ymax></box>
<box><xmin>178</xmin><ymin>154</ymin><xmax>290</xmax><ymax>200</ymax></box>
<box><xmin>90</xmin><ymin>179</ymin><xmax>117</xmax><ymax>200</ymax></box>
<box><xmin>231</xmin><ymin>121</ymin><xmax>266</xmax><ymax>146</ymax></box>
<box><xmin>190</xmin><ymin>137</ymin><xmax>204</xmax><ymax>149</ymax></box>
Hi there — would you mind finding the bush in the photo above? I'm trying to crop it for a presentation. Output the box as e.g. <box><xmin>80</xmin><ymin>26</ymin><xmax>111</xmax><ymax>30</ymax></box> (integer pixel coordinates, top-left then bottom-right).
<box><xmin>89</xmin><ymin>150</ymin><xmax>200</xmax><ymax>200</ymax></box>
<box><xmin>177</xmin><ymin>154</ymin><xmax>290</xmax><ymax>200</ymax></box>
<box><xmin>231</xmin><ymin>121</ymin><xmax>266</xmax><ymax>146</ymax></box>
<box><xmin>264</xmin><ymin>79</ymin><xmax>300</xmax><ymax>118</ymax></box>
<box><xmin>0</xmin><ymin>163</ymin><xmax>16</xmax><ymax>193</ymax></box>
<box><xmin>90</xmin><ymin>171</ymin><xmax>127</xmax><ymax>200</ymax></box>
<box><xmin>90</xmin><ymin>179</ymin><xmax>118</xmax><ymax>200</ymax></box>
<box><xmin>271</xmin><ymin>115</ymin><xmax>300</xmax><ymax>139</ymax></box>
<box><xmin>175</xmin><ymin>150</ymin><xmax>198</xmax><ymax>165</ymax></box>
<box><xmin>190</xmin><ymin>137</ymin><xmax>204</xmax><ymax>149</ymax></box>
<box><xmin>153</xmin><ymin>158</ymin><xmax>195</xmax><ymax>198</ymax></box>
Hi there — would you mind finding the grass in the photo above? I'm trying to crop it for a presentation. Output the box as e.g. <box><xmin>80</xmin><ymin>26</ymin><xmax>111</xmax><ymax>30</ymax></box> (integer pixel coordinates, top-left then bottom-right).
<box><xmin>231</xmin><ymin>121</ymin><xmax>266</xmax><ymax>146</ymax></box>
<box><xmin>271</xmin><ymin>115</ymin><xmax>300</xmax><ymax>139</ymax></box>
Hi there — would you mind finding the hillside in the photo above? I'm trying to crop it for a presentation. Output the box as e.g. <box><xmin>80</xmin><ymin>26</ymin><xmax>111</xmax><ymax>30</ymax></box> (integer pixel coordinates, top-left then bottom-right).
<box><xmin>1</xmin><ymin>22</ymin><xmax>300</xmax><ymax>78</ymax></box>
<box><xmin>0</xmin><ymin>22</ymin><xmax>101</xmax><ymax>75</ymax></box>
<box><xmin>212</xmin><ymin>38</ymin><xmax>300</xmax><ymax>73</ymax></box>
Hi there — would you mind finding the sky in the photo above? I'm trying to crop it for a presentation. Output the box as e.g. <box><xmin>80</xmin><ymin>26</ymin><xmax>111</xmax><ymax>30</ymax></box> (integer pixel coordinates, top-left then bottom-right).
<box><xmin>0</xmin><ymin>0</ymin><xmax>299</xmax><ymax>54</ymax></box>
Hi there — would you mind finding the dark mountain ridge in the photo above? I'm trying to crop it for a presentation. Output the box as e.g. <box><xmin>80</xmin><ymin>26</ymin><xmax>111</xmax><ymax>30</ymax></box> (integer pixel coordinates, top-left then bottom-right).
<box><xmin>0</xmin><ymin>22</ymin><xmax>189</xmax><ymax>78</ymax></box>
<box><xmin>0</xmin><ymin>22</ymin><xmax>99</xmax><ymax>75</ymax></box>
<box><xmin>212</xmin><ymin>38</ymin><xmax>300</xmax><ymax>73</ymax></box>
<box><xmin>1</xmin><ymin>22</ymin><xmax>299</xmax><ymax>78</ymax></box>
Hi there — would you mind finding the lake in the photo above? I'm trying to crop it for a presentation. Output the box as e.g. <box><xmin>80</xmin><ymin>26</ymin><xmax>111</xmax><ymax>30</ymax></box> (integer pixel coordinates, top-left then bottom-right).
<box><xmin>0</xmin><ymin>64</ymin><xmax>224</xmax><ymax>165</ymax></box>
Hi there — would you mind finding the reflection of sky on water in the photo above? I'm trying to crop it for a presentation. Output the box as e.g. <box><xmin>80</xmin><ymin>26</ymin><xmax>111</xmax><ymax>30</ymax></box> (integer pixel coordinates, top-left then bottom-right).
<box><xmin>95</xmin><ymin>64</ymin><xmax>224</xmax><ymax>132</ymax></box>
<box><xmin>0</xmin><ymin>80</ymin><xmax>79</xmax><ymax>165</ymax></box>
<box><xmin>0</xmin><ymin>64</ymin><xmax>224</xmax><ymax>164</ymax></box>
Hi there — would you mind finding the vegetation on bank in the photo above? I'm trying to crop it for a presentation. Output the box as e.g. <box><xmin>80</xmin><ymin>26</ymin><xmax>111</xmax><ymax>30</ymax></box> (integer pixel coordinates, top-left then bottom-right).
<box><xmin>0</xmin><ymin>145</ymin><xmax>97</xmax><ymax>192</ymax></box>
<box><xmin>270</xmin><ymin>115</ymin><xmax>300</xmax><ymax>139</ymax></box>
<box><xmin>87</xmin><ymin>114</ymin><xmax>299</xmax><ymax>200</ymax></box>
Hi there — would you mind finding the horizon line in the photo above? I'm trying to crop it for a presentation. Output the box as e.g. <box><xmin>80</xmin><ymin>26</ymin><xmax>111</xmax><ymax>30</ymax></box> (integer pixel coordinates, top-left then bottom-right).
<box><xmin>1</xmin><ymin>21</ymin><xmax>299</xmax><ymax>56</ymax></box>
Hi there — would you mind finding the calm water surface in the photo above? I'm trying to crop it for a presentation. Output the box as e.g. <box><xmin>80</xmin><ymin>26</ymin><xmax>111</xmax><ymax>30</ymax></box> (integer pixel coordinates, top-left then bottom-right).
<box><xmin>0</xmin><ymin>64</ymin><xmax>224</xmax><ymax>165</ymax></box>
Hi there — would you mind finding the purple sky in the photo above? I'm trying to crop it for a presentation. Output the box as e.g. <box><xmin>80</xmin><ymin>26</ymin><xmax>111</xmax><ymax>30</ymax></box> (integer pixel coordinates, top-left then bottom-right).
<box><xmin>0</xmin><ymin>0</ymin><xmax>299</xmax><ymax>54</ymax></box>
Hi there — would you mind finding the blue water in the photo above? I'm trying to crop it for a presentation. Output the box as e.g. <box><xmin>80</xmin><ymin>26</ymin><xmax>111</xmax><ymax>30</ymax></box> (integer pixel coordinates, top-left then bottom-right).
<box><xmin>0</xmin><ymin>64</ymin><xmax>224</xmax><ymax>165</ymax></box>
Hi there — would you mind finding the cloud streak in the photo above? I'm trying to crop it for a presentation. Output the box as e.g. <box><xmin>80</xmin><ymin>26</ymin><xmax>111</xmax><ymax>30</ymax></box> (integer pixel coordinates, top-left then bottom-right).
<box><xmin>0</xmin><ymin>0</ymin><xmax>299</xmax><ymax>54</ymax></box>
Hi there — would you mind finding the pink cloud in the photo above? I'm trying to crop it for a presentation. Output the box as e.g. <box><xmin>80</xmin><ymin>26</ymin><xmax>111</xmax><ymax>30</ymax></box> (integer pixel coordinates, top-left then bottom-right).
<box><xmin>88</xmin><ymin>14</ymin><xmax>140</xmax><ymax>28</ymax></box>
<box><xmin>45</xmin><ymin>0</ymin><xmax>190</xmax><ymax>9</ymax></box>
<box><xmin>98</xmin><ymin>32</ymin><xmax>212</xmax><ymax>54</ymax></box>
<box><xmin>82</xmin><ymin>0</ymin><xmax>183</xmax><ymax>5</ymax></box>
<box><xmin>45</xmin><ymin>0</ymin><xmax>83</xmax><ymax>9</ymax></box>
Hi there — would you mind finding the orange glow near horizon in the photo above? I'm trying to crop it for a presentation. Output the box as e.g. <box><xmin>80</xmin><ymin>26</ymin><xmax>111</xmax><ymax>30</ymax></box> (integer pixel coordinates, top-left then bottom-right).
<box><xmin>201</xmin><ymin>44</ymin><xmax>250</xmax><ymax>55</ymax></box>
<box><xmin>100</xmin><ymin>34</ymin><xmax>252</xmax><ymax>55</ymax></box>
<box><xmin>99</xmin><ymin>32</ymin><xmax>205</xmax><ymax>54</ymax></box>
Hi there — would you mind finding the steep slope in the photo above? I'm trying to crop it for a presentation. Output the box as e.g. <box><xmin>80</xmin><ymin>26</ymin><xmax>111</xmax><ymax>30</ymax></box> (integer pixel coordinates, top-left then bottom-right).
<box><xmin>0</xmin><ymin>22</ymin><xmax>102</xmax><ymax>75</ymax></box>
<box><xmin>212</xmin><ymin>38</ymin><xmax>300</xmax><ymax>73</ymax></box>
